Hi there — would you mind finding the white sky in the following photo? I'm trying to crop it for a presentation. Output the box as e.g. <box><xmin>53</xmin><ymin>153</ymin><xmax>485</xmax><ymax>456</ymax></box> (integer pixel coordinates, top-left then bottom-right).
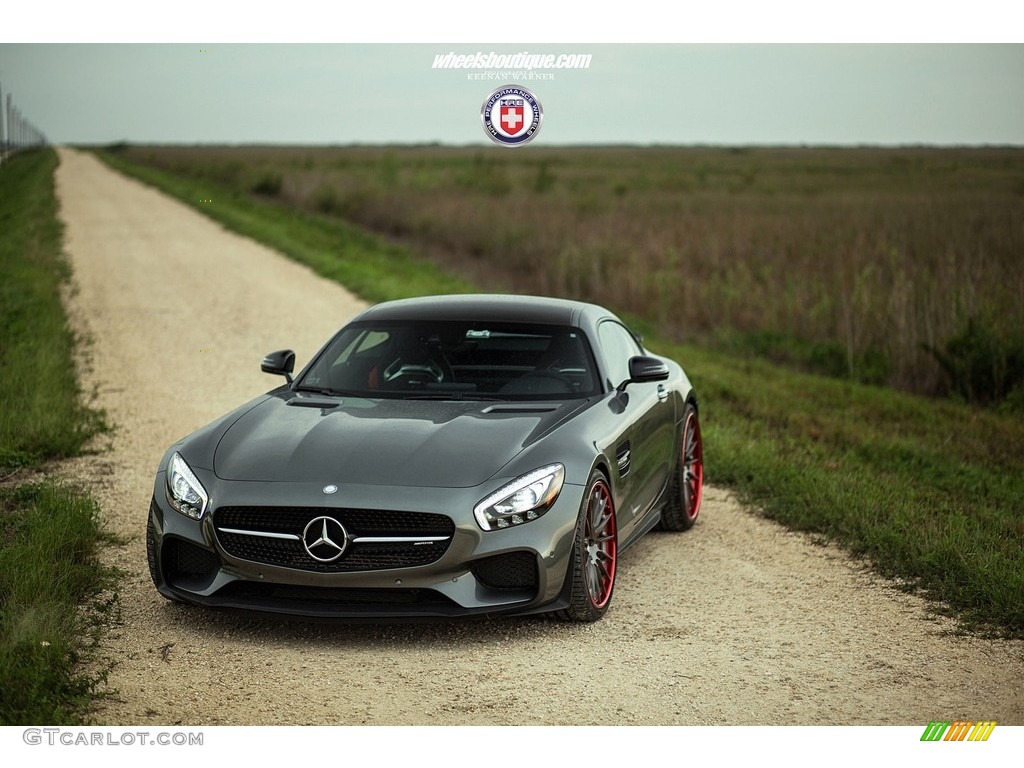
<box><xmin>1</xmin><ymin>4</ymin><xmax>1022</xmax><ymax>145</ymax></box>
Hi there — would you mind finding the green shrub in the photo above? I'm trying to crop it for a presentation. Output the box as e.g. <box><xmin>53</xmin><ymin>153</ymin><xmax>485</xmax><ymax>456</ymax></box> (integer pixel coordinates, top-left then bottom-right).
<box><xmin>248</xmin><ymin>170</ymin><xmax>283</xmax><ymax>196</ymax></box>
<box><xmin>311</xmin><ymin>183</ymin><xmax>339</xmax><ymax>214</ymax></box>
<box><xmin>927</xmin><ymin>315</ymin><xmax>1024</xmax><ymax>406</ymax></box>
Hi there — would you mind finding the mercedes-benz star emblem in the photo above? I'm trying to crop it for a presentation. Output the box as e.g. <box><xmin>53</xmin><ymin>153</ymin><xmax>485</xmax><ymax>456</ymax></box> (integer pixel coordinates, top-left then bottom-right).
<box><xmin>302</xmin><ymin>516</ymin><xmax>349</xmax><ymax>562</ymax></box>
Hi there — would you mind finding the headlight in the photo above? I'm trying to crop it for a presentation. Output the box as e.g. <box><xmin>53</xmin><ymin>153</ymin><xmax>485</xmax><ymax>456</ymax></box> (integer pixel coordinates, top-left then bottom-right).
<box><xmin>474</xmin><ymin>464</ymin><xmax>565</xmax><ymax>531</ymax></box>
<box><xmin>166</xmin><ymin>452</ymin><xmax>209</xmax><ymax>519</ymax></box>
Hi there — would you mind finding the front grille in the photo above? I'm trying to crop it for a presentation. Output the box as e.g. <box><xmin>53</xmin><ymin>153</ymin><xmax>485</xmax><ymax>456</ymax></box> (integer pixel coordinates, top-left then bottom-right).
<box><xmin>471</xmin><ymin>551</ymin><xmax>538</xmax><ymax>590</ymax></box>
<box><xmin>216</xmin><ymin>531</ymin><xmax>446</xmax><ymax>572</ymax></box>
<box><xmin>216</xmin><ymin>507</ymin><xmax>454</xmax><ymax>537</ymax></box>
<box><xmin>213</xmin><ymin>506</ymin><xmax>455</xmax><ymax>573</ymax></box>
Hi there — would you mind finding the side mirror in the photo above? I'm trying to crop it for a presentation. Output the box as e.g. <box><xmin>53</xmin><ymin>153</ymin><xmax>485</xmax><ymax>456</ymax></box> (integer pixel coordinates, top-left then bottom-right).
<box><xmin>616</xmin><ymin>356</ymin><xmax>669</xmax><ymax>391</ymax></box>
<box><xmin>261</xmin><ymin>349</ymin><xmax>296</xmax><ymax>383</ymax></box>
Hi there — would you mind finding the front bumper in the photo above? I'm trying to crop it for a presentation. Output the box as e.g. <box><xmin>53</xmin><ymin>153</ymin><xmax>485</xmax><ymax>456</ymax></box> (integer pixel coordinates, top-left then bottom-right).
<box><xmin>148</xmin><ymin>472</ymin><xmax>585</xmax><ymax>618</ymax></box>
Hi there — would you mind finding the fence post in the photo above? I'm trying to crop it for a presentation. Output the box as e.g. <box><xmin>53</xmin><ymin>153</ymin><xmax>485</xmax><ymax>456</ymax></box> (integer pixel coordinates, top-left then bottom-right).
<box><xmin>1</xmin><ymin>87</ymin><xmax>7</xmax><ymax>164</ymax></box>
<box><xmin>0</xmin><ymin>90</ymin><xmax>47</xmax><ymax>163</ymax></box>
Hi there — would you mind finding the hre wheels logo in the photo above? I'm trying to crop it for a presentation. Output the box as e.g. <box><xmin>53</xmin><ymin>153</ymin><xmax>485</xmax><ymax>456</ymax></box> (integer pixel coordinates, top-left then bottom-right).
<box><xmin>481</xmin><ymin>85</ymin><xmax>543</xmax><ymax>146</ymax></box>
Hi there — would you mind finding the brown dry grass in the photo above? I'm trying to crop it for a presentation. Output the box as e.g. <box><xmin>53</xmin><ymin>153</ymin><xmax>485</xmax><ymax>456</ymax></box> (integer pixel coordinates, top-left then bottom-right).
<box><xmin>110</xmin><ymin>144</ymin><xmax>1024</xmax><ymax>399</ymax></box>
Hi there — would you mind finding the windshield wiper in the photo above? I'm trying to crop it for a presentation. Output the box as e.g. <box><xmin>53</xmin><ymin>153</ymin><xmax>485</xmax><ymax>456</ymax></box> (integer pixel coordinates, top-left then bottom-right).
<box><xmin>292</xmin><ymin>385</ymin><xmax>360</xmax><ymax>397</ymax></box>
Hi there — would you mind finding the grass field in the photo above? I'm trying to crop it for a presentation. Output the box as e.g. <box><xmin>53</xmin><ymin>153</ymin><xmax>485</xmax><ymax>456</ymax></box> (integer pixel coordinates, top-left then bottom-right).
<box><xmin>1</xmin><ymin>152</ymin><xmax>106</xmax><ymax>468</ymax></box>
<box><xmin>95</xmin><ymin>145</ymin><xmax>1024</xmax><ymax>637</ymax></box>
<box><xmin>102</xmin><ymin>143</ymin><xmax>1024</xmax><ymax>405</ymax></box>
<box><xmin>0</xmin><ymin>149</ymin><xmax>113</xmax><ymax>725</ymax></box>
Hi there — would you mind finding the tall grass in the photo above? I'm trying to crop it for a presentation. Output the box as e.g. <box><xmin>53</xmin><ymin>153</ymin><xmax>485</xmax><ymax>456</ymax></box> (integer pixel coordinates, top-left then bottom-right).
<box><xmin>103</xmin><ymin>144</ymin><xmax>1024</xmax><ymax>404</ymax></box>
<box><xmin>0</xmin><ymin>482</ymin><xmax>117</xmax><ymax>724</ymax></box>
<box><xmin>0</xmin><ymin>149</ymin><xmax>115</xmax><ymax>724</ymax></box>
<box><xmin>0</xmin><ymin>150</ymin><xmax>106</xmax><ymax>469</ymax></box>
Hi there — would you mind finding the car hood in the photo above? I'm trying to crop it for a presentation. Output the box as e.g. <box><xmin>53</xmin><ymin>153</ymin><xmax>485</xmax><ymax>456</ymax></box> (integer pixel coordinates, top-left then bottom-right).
<box><xmin>212</xmin><ymin>393</ymin><xmax>586</xmax><ymax>488</ymax></box>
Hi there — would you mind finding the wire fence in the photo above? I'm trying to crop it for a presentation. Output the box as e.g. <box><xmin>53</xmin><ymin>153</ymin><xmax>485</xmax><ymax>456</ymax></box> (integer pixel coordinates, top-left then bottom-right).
<box><xmin>0</xmin><ymin>80</ymin><xmax>48</xmax><ymax>166</ymax></box>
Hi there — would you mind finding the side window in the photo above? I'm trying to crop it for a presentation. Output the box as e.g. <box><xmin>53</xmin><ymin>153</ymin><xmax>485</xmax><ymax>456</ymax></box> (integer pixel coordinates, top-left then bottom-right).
<box><xmin>598</xmin><ymin>321</ymin><xmax>642</xmax><ymax>388</ymax></box>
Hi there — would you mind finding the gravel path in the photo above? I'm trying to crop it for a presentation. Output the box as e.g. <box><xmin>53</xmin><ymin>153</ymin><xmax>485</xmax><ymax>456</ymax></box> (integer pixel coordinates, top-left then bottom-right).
<box><xmin>55</xmin><ymin>147</ymin><xmax>1023</xmax><ymax>726</ymax></box>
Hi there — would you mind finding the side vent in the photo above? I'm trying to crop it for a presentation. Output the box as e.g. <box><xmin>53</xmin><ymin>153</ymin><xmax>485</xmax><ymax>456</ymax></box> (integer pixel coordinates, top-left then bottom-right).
<box><xmin>616</xmin><ymin>442</ymin><xmax>631</xmax><ymax>478</ymax></box>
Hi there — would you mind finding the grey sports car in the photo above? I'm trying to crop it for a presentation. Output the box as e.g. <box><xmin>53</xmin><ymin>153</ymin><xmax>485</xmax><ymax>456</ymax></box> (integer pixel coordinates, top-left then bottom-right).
<box><xmin>148</xmin><ymin>294</ymin><xmax>703</xmax><ymax>621</ymax></box>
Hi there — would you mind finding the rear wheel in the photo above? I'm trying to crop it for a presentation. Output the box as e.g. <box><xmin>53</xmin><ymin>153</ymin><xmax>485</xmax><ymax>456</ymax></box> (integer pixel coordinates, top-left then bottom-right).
<box><xmin>557</xmin><ymin>470</ymin><xmax>618</xmax><ymax>622</ymax></box>
<box><xmin>658</xmin><ymin>402</ymin><xmax>704</xmax><ymax>531</ymax></box>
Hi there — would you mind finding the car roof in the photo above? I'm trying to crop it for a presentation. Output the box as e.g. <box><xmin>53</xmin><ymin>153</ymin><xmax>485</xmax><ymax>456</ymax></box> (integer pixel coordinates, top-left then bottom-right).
<box><xmin>352</xmin><ymin>294</ymin><xmax>616</xmax><ymax>327</ymax></box>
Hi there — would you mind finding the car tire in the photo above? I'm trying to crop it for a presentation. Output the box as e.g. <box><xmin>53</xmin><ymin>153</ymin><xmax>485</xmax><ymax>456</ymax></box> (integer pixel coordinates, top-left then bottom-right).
<box><xmin>557</xmin><ymin>469</ymin><xmax>618</xmax><ymax>622</ymax></box>
<box><xmin>658</xmin><ymin>402</ymin><xmax>704</xmax><ymax>532</ymax></box>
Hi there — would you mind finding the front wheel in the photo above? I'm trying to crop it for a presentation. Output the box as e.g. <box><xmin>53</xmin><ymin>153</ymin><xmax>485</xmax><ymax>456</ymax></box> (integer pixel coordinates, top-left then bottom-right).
<box><xmin>557</xmin><ymin>470</ymin><xmax>618</xmax><ymax>622</ymax></box>
<box><xmin>658</xmin><ymin>402</ymin><xmax>704</xmax><ymax>531</ymax></box>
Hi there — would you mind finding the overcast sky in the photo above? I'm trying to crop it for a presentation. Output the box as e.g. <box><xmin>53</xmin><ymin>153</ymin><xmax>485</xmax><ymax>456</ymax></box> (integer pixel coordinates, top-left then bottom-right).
<box><xmin>2</xmin><ymin>7</ymin><xmax>1022</xmax><ymax>146</ymax></box>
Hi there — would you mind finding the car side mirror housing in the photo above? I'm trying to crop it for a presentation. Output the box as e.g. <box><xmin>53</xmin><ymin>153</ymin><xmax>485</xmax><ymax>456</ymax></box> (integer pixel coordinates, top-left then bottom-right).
<box><xmin>261</xmin><ymin>349</ymin><xmax>296</xmax><ymax>383</ymax></box>
<box><xmin>617</xmin><ymin>356</ymin><xmax>670</xmax><ymax>391</ymax></box>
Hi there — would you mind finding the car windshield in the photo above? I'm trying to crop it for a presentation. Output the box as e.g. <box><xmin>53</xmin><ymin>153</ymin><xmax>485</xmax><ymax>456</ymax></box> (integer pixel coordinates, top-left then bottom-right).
<box><xmin>297</xmin><ymin>320</ymin><xmax>600</xmax><ymax>400</ymax></box>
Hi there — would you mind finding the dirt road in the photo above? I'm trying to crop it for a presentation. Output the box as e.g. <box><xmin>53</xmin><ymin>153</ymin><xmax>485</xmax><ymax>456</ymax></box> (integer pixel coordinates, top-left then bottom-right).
<box><xmin>54</xmin><ymin>147</ymin><xmax>1023</xmax><ymax>726</ymax></box>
